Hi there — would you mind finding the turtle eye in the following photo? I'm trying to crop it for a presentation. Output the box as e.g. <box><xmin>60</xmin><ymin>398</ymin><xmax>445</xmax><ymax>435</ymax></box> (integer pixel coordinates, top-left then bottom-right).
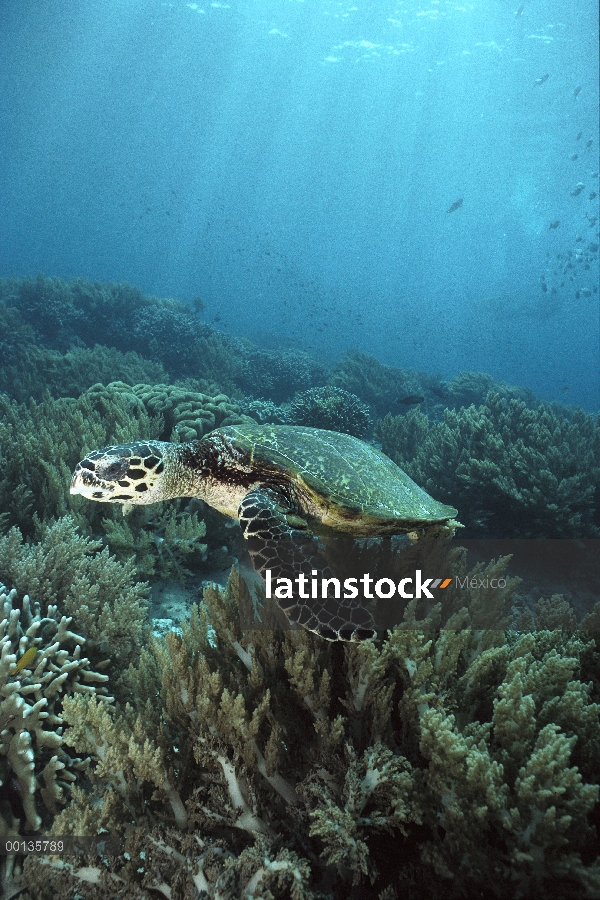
<box><xmin>100</xmin><ymin>459</ymin><xmax>129</xmax><ymax>481</ymax></box>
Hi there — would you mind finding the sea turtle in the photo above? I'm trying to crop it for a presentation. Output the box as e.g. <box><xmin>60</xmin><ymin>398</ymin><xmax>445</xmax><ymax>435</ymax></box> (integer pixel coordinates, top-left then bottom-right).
<box><xmin>70</xmin><ymin>424</ymin><xmax>458</xmax><ymax>641</ymax></box>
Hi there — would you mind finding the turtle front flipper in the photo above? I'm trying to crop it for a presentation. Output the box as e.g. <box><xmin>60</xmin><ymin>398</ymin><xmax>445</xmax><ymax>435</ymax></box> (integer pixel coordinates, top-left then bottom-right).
<box><xmin>238</xmin><ymin>486</ymin><xmax>375</xmax><ymax>642</ymax></box>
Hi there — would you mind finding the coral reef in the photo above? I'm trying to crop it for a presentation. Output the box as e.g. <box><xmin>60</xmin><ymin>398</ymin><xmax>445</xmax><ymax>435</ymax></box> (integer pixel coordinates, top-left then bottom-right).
<box><xmin>237</xmin><ymin>397</ymin><xmax>291</xmax><ymax>424</ymax></box>
<box><xmin>330</xmin><ymin>351</ymin><xmax>441</xmax><ymax>419</ymax></box>
<box><xmin>287</xmin><ymin>386</ymin><xmax>373</xmax><ymax>437</ymax></box>
<box><xmin>236</xmin><ymin>347</ymin><xmax>328</xmax><ymax>402</ymax></box>
<box><xmin>102</xmin><ymin>381</ymin><xmax>255</xmax><ymax>442</ymax></box>
<box><xmin>446</xmin><ymin>371</ymin><xmax>539</xmax><ymax>410</ymax></box>
<box><xmin>0</xmin><ymin>343</ymin><xmax>167</xmax><ymax>405</ymax></box>
<box><xmin>0</xmin><ymin>275</ymin><xmax>242</xmax><ymax>387</ymax></box>
<box><xmin>2</xmin><ymin>275</ymin><xmax>83</xmax><ymax>348</ymax></box>
<box><xmin>0</xmin><ymin>581</ymin><xmax>110</xmax><ymax>836</ymax></box>
<box><xmin>19</xmin><ymin>567</ymin><xmax>600</xmax><ymax>899</ymax></box>
<box><xmin>375</xmin><ymin>393</ymin><xmax>600</xmax><ymax>538</ymax></box>
<box><xmin>0</xmin><ymin>385</ymin><xmax>159</xmax><ymax>537</ymax></box>
<box><xmin>0</xmin><ymin>517</ymin><xmax>150</xmax><ymax>686</ymax></box>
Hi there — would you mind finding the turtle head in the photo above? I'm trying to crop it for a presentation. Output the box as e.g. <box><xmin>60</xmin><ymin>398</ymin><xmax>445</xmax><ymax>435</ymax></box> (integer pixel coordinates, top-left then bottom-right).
<box><xmin>70</xmin><ymin>441</ymin><xmax>171</xmax><ymax>507</ymax></box>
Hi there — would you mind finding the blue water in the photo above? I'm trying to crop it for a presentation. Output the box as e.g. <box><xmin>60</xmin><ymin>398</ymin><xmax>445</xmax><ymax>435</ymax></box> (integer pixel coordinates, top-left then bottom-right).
<box><xmin>0</xmin><ymin>0</ymin><xmax>598</xmax><ymax>409</ymax></box>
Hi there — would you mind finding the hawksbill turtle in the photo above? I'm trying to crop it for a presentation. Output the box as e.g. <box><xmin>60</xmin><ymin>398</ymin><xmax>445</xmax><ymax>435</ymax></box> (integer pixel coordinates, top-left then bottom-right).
<box><xmin>70</xmin><ymin>424</ymin><xmax>458</xmax><ymax>641</ymax></box>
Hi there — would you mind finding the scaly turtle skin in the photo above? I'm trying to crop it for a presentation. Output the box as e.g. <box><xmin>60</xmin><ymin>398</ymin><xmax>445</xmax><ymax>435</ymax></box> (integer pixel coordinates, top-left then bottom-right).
<box><xmin>70</xmin><ymin>424</ymin><xmax>458</xmax><ymax>641</ymax></box>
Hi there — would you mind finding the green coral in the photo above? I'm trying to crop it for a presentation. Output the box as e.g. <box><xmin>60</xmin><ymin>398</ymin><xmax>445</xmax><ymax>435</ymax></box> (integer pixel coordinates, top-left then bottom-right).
<box><xmin>0</xmin><ymin>517</ymin><xmax>150</xmax><ymax>687</ymax></box>
<box><xmin>102</xmin><ymin>503</ymin><xmax>207</xmax><ymax>581</ymax></box>
<box><xmin>21</xmin><ymin>568</ymin><xmax>600</xmax><ymax>899</ymax></box>
<box><xmin>102</xmin><ymin>381</ymin><xmax>255</xmax><ymax>441</ymax></box>
<box><xmin>0</xmin><ymin>385</ymin><xmax>159</xmax><ymax>537</ymax></box>
<box><xmin>375</xmin><ymin>392</ymin><xmax>600</xmax><ymax>537</ymax></box>
<box><xmin>287</xmin><ymin>386</ymin><xmax>372</xmax><ymax>437</ymax></box>
<box><xmin>0</xmin><ymin>342</ymin><xmax>167</xmax><ymax>404</ymax></box>
<box><xmin>0</xmin><ymin>275</ymin><xmax>242</xmax><ymax>387</ymax></box>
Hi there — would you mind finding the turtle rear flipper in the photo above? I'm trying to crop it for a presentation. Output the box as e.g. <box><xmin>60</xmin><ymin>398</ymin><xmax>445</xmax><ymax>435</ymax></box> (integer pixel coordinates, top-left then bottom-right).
<box><xmin>239</xmin><ymin>487</ymin><xmax>375</xmax><ymax>642</ymax></box>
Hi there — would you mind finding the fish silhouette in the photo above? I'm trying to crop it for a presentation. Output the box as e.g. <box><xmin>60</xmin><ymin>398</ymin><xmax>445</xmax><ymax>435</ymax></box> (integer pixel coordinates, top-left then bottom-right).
<box><xmin>446</xmin><ymin>198</ymin><xmax>463</xmax><ymax>214</ymax></box>
<box><xmin>397</xmin><ymin>395</ymin><xmax>425</xmax><ymax>405</ymax></box>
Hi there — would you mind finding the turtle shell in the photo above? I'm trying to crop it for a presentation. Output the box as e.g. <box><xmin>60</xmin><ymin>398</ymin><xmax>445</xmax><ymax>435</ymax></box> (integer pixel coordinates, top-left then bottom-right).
<box><xmin>218</xmin><ymin>424</ymin><xmax>457</xmax><ymax>536</ymax></box>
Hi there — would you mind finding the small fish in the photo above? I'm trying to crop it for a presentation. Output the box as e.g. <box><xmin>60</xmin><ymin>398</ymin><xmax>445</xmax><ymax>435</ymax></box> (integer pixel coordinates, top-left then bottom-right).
<box><xmin>571</xmin><ymin>154</ymin><xmax>579</xmax><ymax>161</ymax></box>
<box><xmin>397</xmin><ymin>395</ymin><xmax>425</xmax><ymax>405</ymax></box>
<box><xmin>576</xmin><ymin>131</ymin><xmax>583</xmax><ymax>140</ymax></box>
<box><xmin>541</xmin><ymin>282</ymin><xmax>547</xmax><ymax>292</ymax></box>
<box><xmin>534</xmin><ymin>73</ymin><xmax>549</xmax><ymax>86</ymax></box>
<box><xmin>586</xmin><ymin>139</ymin><xmax>593</xmax><ymax>149</ymax></box>
<box><xmin>515</xmin><ymin>3</ymin><xmax>525</xmax><ymax>17</ymax></box>
<box><xmin>574</xmin><ymin>86</ymin><xmax>581</xmax><ymax>98</ymax></box>
<box><xmin>446</xmin><ymin>198</ymin><xmax>463</xmax><ymax>214</ymax></box>
<box><xmin>570</xmin><ymin>183</ymin><xmax>585</xmax><ymax>196</ymax></box>
<box><xmin>549</xmin><ymin>220</ymin><xmax>560</xmax><ymax>229</ymax></box>
<box><xmin>11</xmin><ymin>647</ymin><xmax>37</xmax><ymax>675</ymax></box>
<box><xmin>589</xmin><ymin>192</ymin><xmax>597</xmax><ymax>200</ymax></box>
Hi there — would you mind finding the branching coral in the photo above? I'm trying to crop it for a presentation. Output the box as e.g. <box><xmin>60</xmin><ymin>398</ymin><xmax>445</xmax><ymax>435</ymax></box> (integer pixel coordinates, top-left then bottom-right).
<box><xmin>0</xmin><ymin>582</ymin><xmax>110</xmax><ymax>835</ymax></box>
<box><xmin>0</xmin><ymin>517</ymin><xmax>150</xmax><ymax>687</ymax></box>
<box><xmin>375</xmin><ymin>392</ymin><xmax>600</xmax><ymax>538</ymax></box>
<box><xmin>21</xmin><ymin>565</ymin><xmax>600</xmax><ymax>899</ymax></box>
<box><xmin>102</xmin><ymin>503</ymin><xmax>208</xmax><ymax>581</ymax></box>
<box><xmin>446</xmin><ymin>370</ymin><xmax>539</xmax><ymax>410</ymax></box>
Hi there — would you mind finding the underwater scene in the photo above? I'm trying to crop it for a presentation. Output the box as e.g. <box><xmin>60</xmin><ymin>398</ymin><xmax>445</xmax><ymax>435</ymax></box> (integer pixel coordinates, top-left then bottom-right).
<box><xmin>0</xmin><ymin>0</ymin><xmax>599</xmax><ymax>897</ymax></box>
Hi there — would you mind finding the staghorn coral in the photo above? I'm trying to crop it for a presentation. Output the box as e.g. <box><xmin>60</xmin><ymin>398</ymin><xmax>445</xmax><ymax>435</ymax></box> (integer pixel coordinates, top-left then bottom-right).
<box><xmin>22</xmin><ymin>564</ymin><xmax>600</xmax><ymax>899</ymax></box>
<box><xmin>375</xmin><ymin>392</ymin><xmax>600</xmax><ymax>538</ymax></box>
<box><xmin>0</xmin><ymin>517</ymin><xmax>150</xmax><ymax>688</ymax></box>
<box><xmin>287</xmin><ymin>386</ymin><xmax>372</xmax><ymax>438</ymax></box>
<box><xmin>0</xmin><ymin>582</ymin><xmax>110</xmax><ymax>835</ymax></box>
